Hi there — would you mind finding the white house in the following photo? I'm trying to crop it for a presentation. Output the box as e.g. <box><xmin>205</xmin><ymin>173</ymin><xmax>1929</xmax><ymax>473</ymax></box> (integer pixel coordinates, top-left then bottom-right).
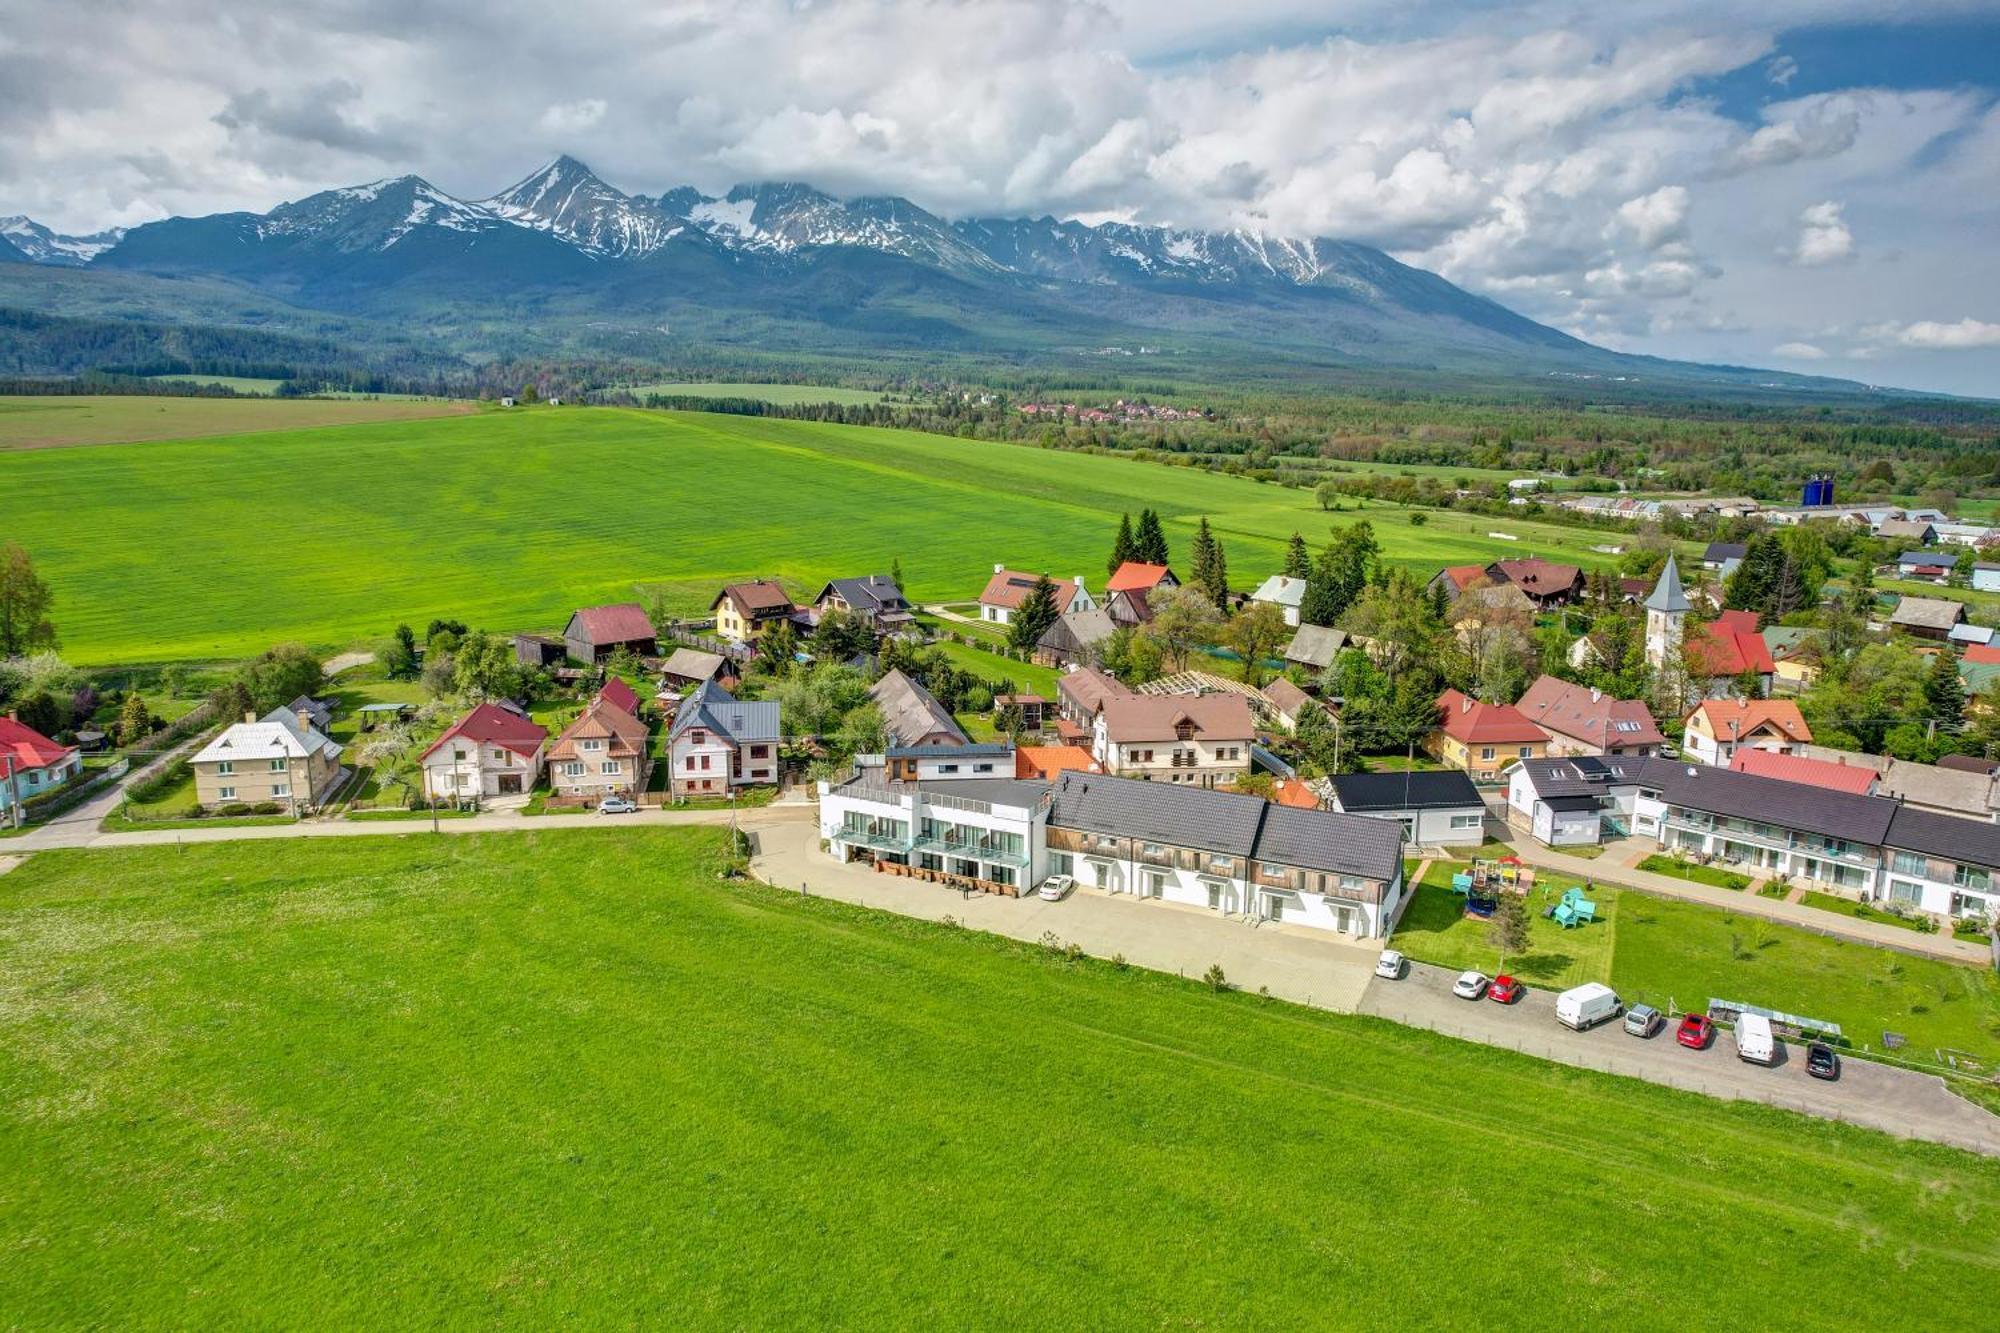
<box><xmin>1329</xmin><ymin>770</ymin><xmax>1488</xmax><ymax>846</ymax></box>
<box><xmin>1249</xmin><ymin>574</ymin><xmax>1308</xmax><ymax>627</ymax></box>
<box><xmin>667</xmin><ymin>680</ymin><xmax>780</xmax><ymax>797</ymax></box>
<box><xmin>978</xmin><ymin>566</ymin><xmax>1094</xmax><ymax>625</ymax></box>
<box><xmin>1091</xmin><ymin>691</ymin><xmax>1255</xmax><ymax>787</ymax></box>
<box><xmin>420</xmin><ymin>703</ymin><xmax>548</xmax><ymax>801</ymax></box>
<box><xmin>820</xmin><ymin>759</ymin><xmax>1053</xmax><ymax>893</ymax></box>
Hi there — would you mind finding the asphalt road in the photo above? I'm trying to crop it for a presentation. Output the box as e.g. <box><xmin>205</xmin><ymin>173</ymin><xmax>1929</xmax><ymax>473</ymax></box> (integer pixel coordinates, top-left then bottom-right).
<box><xmin>1362</xmin><ymin>959</ymin><xmax>2000</xmax><ymax>1154</ymax></box>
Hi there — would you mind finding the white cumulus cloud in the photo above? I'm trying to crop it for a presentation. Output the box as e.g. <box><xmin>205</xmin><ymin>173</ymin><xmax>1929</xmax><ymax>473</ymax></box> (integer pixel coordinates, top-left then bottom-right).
<box><xmin>1772</xmin><ymin>340</ymin><xmax>1827</xmax><ymax>359</ymax></box>
<box><xmin>1790</xmin><ymin>200</ymin><xmax>1854</xmax><ymax>265</ymax></box>
<box><xmin>1894</xmin><ymin>318</ymin><xmax>2000</xmax><ymax>349</ymax></box>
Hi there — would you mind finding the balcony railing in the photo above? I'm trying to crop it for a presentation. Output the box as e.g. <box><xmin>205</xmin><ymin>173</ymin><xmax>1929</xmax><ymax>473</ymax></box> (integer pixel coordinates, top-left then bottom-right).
<box><xmin>836</xmin><ymin>781</ymin><xmax>1050</xmax><ymax>818</ymax></box>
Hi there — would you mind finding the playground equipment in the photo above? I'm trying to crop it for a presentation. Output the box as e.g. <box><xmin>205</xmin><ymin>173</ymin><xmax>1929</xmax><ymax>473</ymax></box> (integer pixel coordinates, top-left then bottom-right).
<box><xmin>1451</xmin><ymin>857</ymin><xmax>1536</xmax><ymax>898</ymax></box>
<box><xmin>1548</xmin><ymin>885</ymin><xmax>1599</xmax><ymax>928</ymax></box>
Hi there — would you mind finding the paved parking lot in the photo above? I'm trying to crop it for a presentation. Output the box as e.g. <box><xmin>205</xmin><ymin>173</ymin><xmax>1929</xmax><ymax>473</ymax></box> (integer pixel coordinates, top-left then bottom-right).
<box><xmin>1362</xmin><ymin>960</ymin><xmax>2000</xmax><ymax>1154</ymax></box>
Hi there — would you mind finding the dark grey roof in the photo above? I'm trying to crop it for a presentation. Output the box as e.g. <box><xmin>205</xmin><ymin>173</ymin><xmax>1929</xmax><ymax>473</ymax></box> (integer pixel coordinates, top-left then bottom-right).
<box><xmin>816</xmin><ymin>575</ymin><xmax>908</xmax><ymax>614</ymax></box>
<box><xmin>1283</xmin><ymin>623</ymin><xmax>1348</xmax><ymax>669</ymax></box>
<box><xmin>1883</xmin><ymin>805</ymin><xmax>2000</xmax><ymax>871</ymax></box>
<box><xmin>1051</xmin><ymin>771</ymin><xmax>1266</xmax><ymax>855</ymax></box>
<box><xmin>1515</xmin><ymin>757</ymin><xmax>1624</xmax><ymax>798</ymax></box>
<box><xmin>1648</xmin><ymin>761</ymin><xmax>1896</xmax><ymax>845</ymax></box>
<box><xmin>1331</xmin><ymin>770</ymin><xmax>1483</xmax><ymax>812</ymax></box>
<box><xmin>1253</xmin><ymin>802</ymin><xmax>1406</xmax><ymax>880</ymax></box>
<box><xmin>1048</xmin><ymin>771</ymin><xmax>1403</xmax><ymax>881</ymax></box>
<box><xmin>669</xmin><ymin>679</ymin><xmax>780</xmax><ymax>745</ymax></box>
<box><xmin>869</xmin><ymin>669</ymin><xmax>968</xmax><ymax>748</ymax></box>
<box><xmin>1703</xmin><ymin>542</ymin><xmax>1748</xmax><ymax>562</ymax></box>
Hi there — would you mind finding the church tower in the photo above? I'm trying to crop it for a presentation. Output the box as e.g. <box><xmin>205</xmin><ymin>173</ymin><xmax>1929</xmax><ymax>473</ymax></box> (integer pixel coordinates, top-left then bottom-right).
<box><xmin>1644</xmin><ymin>554</ymin><xmax>1690</xmax><ymax>673</ymax></box>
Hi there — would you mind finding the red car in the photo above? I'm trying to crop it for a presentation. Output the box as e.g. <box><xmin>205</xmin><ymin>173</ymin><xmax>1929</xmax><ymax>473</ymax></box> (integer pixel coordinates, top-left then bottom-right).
<box><xmin>1677</xmin><ymin>1012</ymin><xmax>1714</xmax><ymax>1050</ymax></box>
<box><xmin>1488</xmin><ymin>974</ymin><xmax>1523</xmax><ymax>1005</ymax></box>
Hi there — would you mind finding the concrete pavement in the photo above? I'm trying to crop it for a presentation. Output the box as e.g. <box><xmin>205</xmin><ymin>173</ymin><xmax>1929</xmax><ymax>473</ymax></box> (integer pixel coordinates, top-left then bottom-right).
<box><xmin>748</xmin><ymin>819</ymin><xmax>1381</xmax><ymax>1014</ymax></box>
<box><xmin>1362</xmin><ymin>960</ymin><xmax>2000</xmax><ymax>1154</ymax></box>
<box><xmin>1504</xmin><ymin>833</ymin><xmax>1989</xmax><ymax>965</ymax></box>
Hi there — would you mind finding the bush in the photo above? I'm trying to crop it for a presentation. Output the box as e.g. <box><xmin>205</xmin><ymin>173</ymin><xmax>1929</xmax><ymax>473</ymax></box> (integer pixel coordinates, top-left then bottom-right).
<box><xmin>250</xmin><ymin>802</ymin><xmax>283</xmax><ymax>815</ymax></box>
<box><xmin>221</xmin><ymin>802</ymin><xmax>252</xmax><ymax>817</ymax></box>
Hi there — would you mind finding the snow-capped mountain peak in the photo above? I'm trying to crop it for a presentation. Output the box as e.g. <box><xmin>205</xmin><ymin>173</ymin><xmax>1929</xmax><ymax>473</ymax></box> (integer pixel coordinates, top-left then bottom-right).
<box><xmin>1</xmin><ymin>215</ymin><xmax>126</xmax><ymax>267</ymax></box>
<box><xmin>480</xmin><ymin>156</ymin><xmax>681</xmax><ymax>259</ymax></box>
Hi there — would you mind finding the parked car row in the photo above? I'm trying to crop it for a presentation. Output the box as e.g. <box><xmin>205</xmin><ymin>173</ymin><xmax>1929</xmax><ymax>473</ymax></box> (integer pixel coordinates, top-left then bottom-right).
<box><xmin>1377</xmin><ymin>953</ymin><xmax>1841</xmax><ymax>1081</ymax></box>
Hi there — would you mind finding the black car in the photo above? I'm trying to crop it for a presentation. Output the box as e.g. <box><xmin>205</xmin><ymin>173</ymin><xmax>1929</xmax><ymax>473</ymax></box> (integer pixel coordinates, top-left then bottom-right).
<box><xmin>1806</xmin><ymin>1042</ymin><xmax>1841</xmax><ymax>1081</ymax></box>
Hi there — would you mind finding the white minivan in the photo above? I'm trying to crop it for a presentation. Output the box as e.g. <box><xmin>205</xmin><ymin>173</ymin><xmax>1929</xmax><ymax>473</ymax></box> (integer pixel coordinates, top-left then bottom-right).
<box><xmin>1555</xmin><ymin>982</ymin><xmax>1621</xmax><ymax>1031</ymax></box>
<box><xmin>1734</xmin><ymin>1012</ymin><xmax>1777</xmax><ymax>1065</ymax></box>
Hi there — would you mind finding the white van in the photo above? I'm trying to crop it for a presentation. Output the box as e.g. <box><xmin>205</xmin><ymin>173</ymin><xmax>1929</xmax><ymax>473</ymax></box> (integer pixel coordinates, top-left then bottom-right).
<box><xmin>1735</xmin><ymin>1012</ymin><xmax>1777</xmax><ymax>1065</ymax></box>
<box><xmin>1555</xmin><ymin>983</ymin><xmax>1621</xmax><ymax>1031</ymax></box>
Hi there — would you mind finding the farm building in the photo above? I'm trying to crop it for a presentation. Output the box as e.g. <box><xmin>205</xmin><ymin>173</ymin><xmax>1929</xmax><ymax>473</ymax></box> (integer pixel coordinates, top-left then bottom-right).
<box><xmin>1282</xmin><ymin>624</ymin><xmax>1347</xmax><ymax>675</ymax></box>
<box><xmin>1889</xmin><ymin>595</ymin><xmax>1968</xmax><ymax>642</ymax></box>
<box><xmin>1035</xmin><ymin>607</ymin><xmax>1118</xmax><ymax>668</ymax></box>
<box><xmin>563</xmin><ymin>603</ymin><xmax>658</xmax><ymax>663</ymax></box>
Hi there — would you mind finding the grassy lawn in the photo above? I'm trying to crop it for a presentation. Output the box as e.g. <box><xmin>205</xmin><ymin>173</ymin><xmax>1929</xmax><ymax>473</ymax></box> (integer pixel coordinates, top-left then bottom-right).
<box><xmin>1389</xmin><ymin>862</ymin><xmax>1618</xmax><ymax>988</ymax></box>
<box><xmin>1797</xmin><ymin>889</ymin><xmax>1934</xmax><ymax>934</ymax></box>
<box><xmin>1757</xmin><ymin>881</ymin><xmax>1791</xmax><ymax>900</ymax></box>
<box><xmin>1</xmin><ymin>829</ymin><xmax>1994</xmax><ymax>1325</ymax></box>
<box><xmin>923</xmin><ymin>636</ymin><xmax>1064</xmax><ymax>697</ymax></box>
<box><xmin>0</xmin><ymin>393</ymin><xmax>471</xmax><ymax>452</ymax></box>
<box><xmin>1609</xmin><ymin>895</ymin><xmax>2000</xmax><ymax>1064</ymax></box>
<box><xmin>0</xmin><ymin>406</ymin><xmax>1636</xmax><ymax>664</ymax></box>
<box><xmin>345</xmin><ymin>807</ymin><xmax>476</xmax><ymax>822</ymax></box>
<box><xmin>1636</xmin><ymin>853</ymin><xmax>1752</xmax><ymax>891</ymax></box>
<box><xmin>1393</xmin><ymin>863</ymin><xmax>2000</xmax><ymax>1064</ymax></box>
<box><xmin>109</xmin><ymin>761</ymin><xmax>200</xmax><ymax>822</ymax></box>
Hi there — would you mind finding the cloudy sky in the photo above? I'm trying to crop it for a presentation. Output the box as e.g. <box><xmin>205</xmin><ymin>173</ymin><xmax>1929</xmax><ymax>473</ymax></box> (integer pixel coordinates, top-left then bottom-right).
<box><xmin>4</xmin><ymin>0</ymin><xmax>1997</xmax><ymax>394</ymax></box>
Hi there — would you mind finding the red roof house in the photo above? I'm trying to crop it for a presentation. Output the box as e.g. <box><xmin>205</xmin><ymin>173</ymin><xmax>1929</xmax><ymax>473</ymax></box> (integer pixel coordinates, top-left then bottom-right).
<box><xmin>1</xmin><ymin>714</ymin><xmax>80</xmax><ymax>810</ymax></box>
<box><xmin>417</xmin><ymin>703</ymin><xmax>550</xmax><ymax>801</ymax></box>
<box><xmin>978</xmin><ymin>566</ymin><xmax>1090</xmax><ymax>624</ymax></box>
<box><xmin>1106</xmin><ymin>562</ymin><xmax>1178</xmax><ymax>594</ymax></box>
<box><xmin>1487</xmin><ymin>559</ymin><xmax>1585</xmax><ymax>607</ymax></box>
<box><xmin>1434</xmin><ymin>689</ymin><xmax>1552</xmax><ymax>747</ymax></box>
<box><xmin>1514</xmin><ymin>675</ymin><xmax>1664</xmax><ymax>756</ymax></box>
<box><xmin>1729</xmin><ymin>747</ymin><xmax>1878</xmax><ymax>795</ymax></box>
<box><xmin>1684</xmin><ymin>610</ymin><xmax>1776</xmax><ymax>681</ymax></box>
<box><xmin>598</xmin><ymin>676</ymin><xmax>642</xmax><ymax>716</ymax></box>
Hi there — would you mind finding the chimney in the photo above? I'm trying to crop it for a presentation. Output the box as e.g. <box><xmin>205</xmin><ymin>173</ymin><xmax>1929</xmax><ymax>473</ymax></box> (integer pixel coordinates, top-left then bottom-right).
<box><xmin>994</xmin><ymin>562</ymin><xmax>1005</xmax><ymax>573</ymax></box>
<box><xmin>244</xmin><ymin>711</ymin><xmax>257</xmax><ymax>724</ymax></box>
<box><xmin>1590</xmin><ymin>687</ymin><xmax>1601</xmax><ymax>703</ymax></box>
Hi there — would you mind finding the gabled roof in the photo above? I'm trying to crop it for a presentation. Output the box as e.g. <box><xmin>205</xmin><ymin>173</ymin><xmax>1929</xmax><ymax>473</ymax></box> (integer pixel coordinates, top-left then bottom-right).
<box><xmin>567</xmin><ymin>603</ymin><xmax>655</xmax><ymax>646</ymax></box>
<box><xmin>1046</xmin><ymin>770</ymin><xmax>1402</xmax><ymax>880</ymax></box>
<box><xmin>1875</xmin><ymin>518</ymin><xmax>1935</xmax><ymax>540</ymax></box>
<box><xmin>711</xmin><ymin>580</ymin><xmax>795</xmax><ymax>618</ymax></box>
<box><xmin>598</xmin><ymin>677</ymin><xmax>642</xmax><ymax>715</ymax></box>
<box><xmin>194</xmin><ymin>709</ymin><xmax>342</xmax><ymax>766</ymax></box>
<box><xmin>1434</xmin><ymin>688</ymin><xmax>1550</xmax><ymax>746</ymax></box>
<box><xmin>1433</xmin><ymin>564</ymin><xmax>1487</xmax><ymax>592</ymax></box>
<box><xmin>1889</xmin><ymin>595</ymin><xmax>1968</xmax><ymax>631</ymax></box>
<box><xmin>1644</xmin><ymin>555</ymin><xmax>1690</xmax><ymax>614</ymax></box>
<box><xmin>1647</xmin><ymin>759</ymin><xmax>1895</xmax><ymax>846</ymax></box>
<box><xmin>1884</xmin><ymin>804</ymin><xmax>2000</xmax><ymax>873</ymax></box>
<box><xmin>1250</xmin><ymin>574</ymin><xmax>1306</xmax><ymax>608</ymax></box>
<box><xmin>660</xmin><ymin>647</ymin><xmax>728</xmax><ymax>682</ymax></box>
<box><xmin>421</xmin><ymin>702</ymin><xmax>549</xmax><ymax>762</ymax></box>
<box><xmin>1331</xmin><ymin>770</ymin><xmax>1484</xmax><ymax>813</ymax></box>
<box><xmin>549</xmin><ymin>693</ymin><xmax>647</xmax><ymax>759</ymax></box>
<box><xmin>1098</xmin><ymin>691</ymin><xmax>1256</xmax><ymax>744</ymax></box>
<box><xmin>1283</xmin><ymin>623</ymin><xmax>1347</xmax><ymax>670</ymax></box>
<box><xmin>1056</xmin><ymin>666</ymin><xmax>1130</xmax><ymax>716</ymax></box>
<box><xmin>1262</xmin><ymin>677</ymin><xmax>1314</xmax><ymax>718</ymax></box>
<box><xmin>979</xmin><ymin>568</ymin><xmax>1083</xmax><ymax>613</ymax></box>
<box><xmin>1684</xmin><ymin>614</ymin><xmax>1774</xmax><ymax>677</ymax></box>
<box><xmin>669</xmin><ymin>679</ymin><xmax>780</xmax><ymax>746</ymax></box>
<box><xmin>1702</xmin><ymin>542</ymin><xmax>1748</xmax><ymax>563</ymax></box>
<box><xmin>1685</xmin><ymin>699</ymin><xmax>1811</xmax><ymax>744</ymax></box>
<box><xmin>1895</xmin><ymin>550</ymin><xmax>1947</xmax><ymax>565</ymax></box>
<box><xmin>1106</xmin><ymin>562</ymin><xmax>1175</xmax><ymax>594</ymax></box>
<box><xmin>869</xmin><ymin>669</ymin><xmax>968</xmax><ymax>748</ymax></box>
<box><xmin>0</xmin><ymin>716</ymin><xmax>75</xmax><ymax>771</ymax></box>
<box><xmin>1728</xmin><ymin>747</ymin><xmax>1877</xmax><ymax>794</ymax></box>
<box><xmin>1514</xmin><ymin>675</ymin><xmax>1664</xmax><ymax>749</ymax></box>
<box><xmin>1037</xmin><ymin>608</ymin><xmax>1117</xmax><ymax>652</ymax></box>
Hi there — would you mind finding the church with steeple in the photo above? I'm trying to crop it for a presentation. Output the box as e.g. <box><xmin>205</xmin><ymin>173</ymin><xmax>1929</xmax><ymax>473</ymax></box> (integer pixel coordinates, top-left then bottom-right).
<box><xmin>1643</xmin><ymin>554</ymin><xmax>1690</xmax><ymax>674</ymax></box>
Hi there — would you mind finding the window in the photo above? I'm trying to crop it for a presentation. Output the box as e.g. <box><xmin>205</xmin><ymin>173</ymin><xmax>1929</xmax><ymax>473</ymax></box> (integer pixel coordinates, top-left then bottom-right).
<box><xmin>1517</xmin><ymin>745</ymin><xmax>1534</xmax><ymax>758</ymax></box>
<box><xmin>217</xmin><ymin>786</ymin><xmax>235</xmax><ymax>800</ymax></box>
<box><xmin>272</xmin><ymin>784</ymin><xmax>289</xmax><ymax>798</ymax></box>
<box><xmin>699</xmin><ymin>755</ymin><xmax>712</xmax><ymax>771</ymax></box>
<box><xmin>492</xmin><ymin>749</ymin><xmax>506</xmax><ymax>763</ymax></box>
<box><xmin>217</xmin><ymin>761</ymin><xmax>234</xmax><ymax>776</ymax></box>
<box><xmin>1889</xmin><ymin>880</ymin><xmax>1923</xmax><ymax>904</ymax></box>
<box><xmin>1048</xmin><ymin>851</ymin><xmax>1073</xmax><ymax>876</ymax></box>
<box><xmin>1480</xmin><ymin>747</ymin><xmax>1496</xmax><ymax>761</ymax></box>
<box><xmin>269</xmin><ymin>759</ymin><xmax>287</xmax><ymax>772</ymax></box>
<box><xmin>750</xmin><ymin>745</ymin><xmax>769</xmax><ymax>759</ymax></box>
<box><xmin>1956</xmin><ymin>865</ymin><xmax>1994</xmax><ymax>892</ymax></box>
<box><xmin>563</xmin><ymin>762</ymin><xmax>585</xmax><ymax>778</ymax></box>
<box><xmin>1891</xmin><ymin>850</ymin><xmax>1929</xmax><ymax>878</ymax></box>
<box><xmin>975</xmin><ymin>763</ymin><xmax>994</xmax><ymax>774</ymax></box>
<box><xmin>583</xmin><ymin>739</ymin><xmax>603</xmax><ymax>752</ymax></box>
<box><xmin>939</xmin><ymin>764</ymin><xmax>959</xmax><ymax>774</ymax></box>
<box><xmin>601</xmin><ymin>761</ymin><xmax>620</xmax><ymax>775</ymax></box>
<box><xmin>1450</xmin><ymin>813</ymin><xmax>1483</xmax><ymax>830</ymax></box>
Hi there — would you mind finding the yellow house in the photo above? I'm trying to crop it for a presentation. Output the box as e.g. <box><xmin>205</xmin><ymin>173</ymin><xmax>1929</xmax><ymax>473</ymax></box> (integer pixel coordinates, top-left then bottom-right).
<box><xmin>1428</xmin><ymin>688</ymin><xmax>1552</xmax><ymax>782</ymax></box>
<box><xmin>710</xmin><ymin>580</ymin><xmax>797</xmax><ymax>643</ymax></box>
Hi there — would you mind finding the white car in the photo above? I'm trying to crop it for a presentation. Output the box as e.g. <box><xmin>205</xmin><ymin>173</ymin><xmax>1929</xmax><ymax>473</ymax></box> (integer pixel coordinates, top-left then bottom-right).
<box><xmin>598</xmin><ymin>796</ymin><xmax>638</xmax><ymax>815</ymax></box>
<box><xmin>1452</xmin><ymin>970</ymin><xmax>1490</xmax><ymax>1000</ymax></box>
<box><xmin>1375</xmin><ymin>949</ymin><xmax>1406</xmax><ymax>979</ymax></box>
<box><xmin>1037</xmin><ymin>874</ymin><xmax>1075</xmax><ymax>902</ymax></box>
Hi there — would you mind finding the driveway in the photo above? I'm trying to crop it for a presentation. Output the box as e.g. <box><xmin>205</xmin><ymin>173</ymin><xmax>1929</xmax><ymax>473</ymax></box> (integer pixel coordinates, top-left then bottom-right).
<box><xmin>1363</xmin><ymin>960</ymin><xmax>2000</xmax><ymax>1155</ymax></box>
<box><xmin>749</xmin><ymin>819</ymin><xmax>1380</xmax><ymax>1014</ymax></box>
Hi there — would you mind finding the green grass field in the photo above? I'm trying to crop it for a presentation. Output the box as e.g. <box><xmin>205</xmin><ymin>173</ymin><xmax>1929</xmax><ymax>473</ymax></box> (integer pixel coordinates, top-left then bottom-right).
<box><xmin>1391</xmin><ymin>865</ymin><xmax>2000</xmax><ymax>1062</ymax></box>
<box><xmin>0</xmin><ymin>394</ymin><xmax>473</xmax><ymax>451</ymax></box>
<box><xmin>626</xmin><ymin>381</ymin><xmax>895</xmax><ymax>405</ymax></box>
<box><xmin>2</xmin><ymin>828</ymin><xmax>1993</xmax><ymax>1326</ymax></box>
<box><xmin>0</xmin><ymin>405</ymin><xmax>1638</xmax><ymax>664</ymax></box>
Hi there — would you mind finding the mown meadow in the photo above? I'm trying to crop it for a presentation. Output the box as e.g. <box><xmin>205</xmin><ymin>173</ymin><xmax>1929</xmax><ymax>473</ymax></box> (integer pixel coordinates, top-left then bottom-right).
<box><xmin>1</xmin><ymin>828</ymin><xmax>1994</xmax><ymax>1327</ymax></box>
<box><xmin>0</xmin><ymin>402</ymin><xmax>1635</xmax><ymax>663</ymax></box>
<box><xmin>0</xmin><ymin>393</ymin><xmax>470</xmax><ymax>451</ymax></box>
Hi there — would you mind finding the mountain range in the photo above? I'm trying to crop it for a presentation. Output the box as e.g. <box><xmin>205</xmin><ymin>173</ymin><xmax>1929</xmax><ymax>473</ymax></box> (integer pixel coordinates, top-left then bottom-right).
<box><xmin>0</xmin><ymin>156</ymin><xmax>1873</xmax><ymax>395</ymax></box>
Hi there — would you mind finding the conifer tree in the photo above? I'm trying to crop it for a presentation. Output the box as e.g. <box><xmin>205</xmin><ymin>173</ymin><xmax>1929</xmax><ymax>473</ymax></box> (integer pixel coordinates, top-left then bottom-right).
<box><xmin>1108</xmin><ymin>513</ymin><xmax>1136</xmax><ymax>575</ymax></box>
<box><xmin>1133</xmin><ymin>508</ymin><xmax>1169</xmax><ymax>566</ymax></box>
<box><xmin>1284</xmin><ymin>532</ymin><xmax>1310</xmax><ymax>579</ymax></box>
<box><xmin>1009</xmin><ymin>575</ymin><xmax>1062</xmax><ymax>652</ymax></box>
